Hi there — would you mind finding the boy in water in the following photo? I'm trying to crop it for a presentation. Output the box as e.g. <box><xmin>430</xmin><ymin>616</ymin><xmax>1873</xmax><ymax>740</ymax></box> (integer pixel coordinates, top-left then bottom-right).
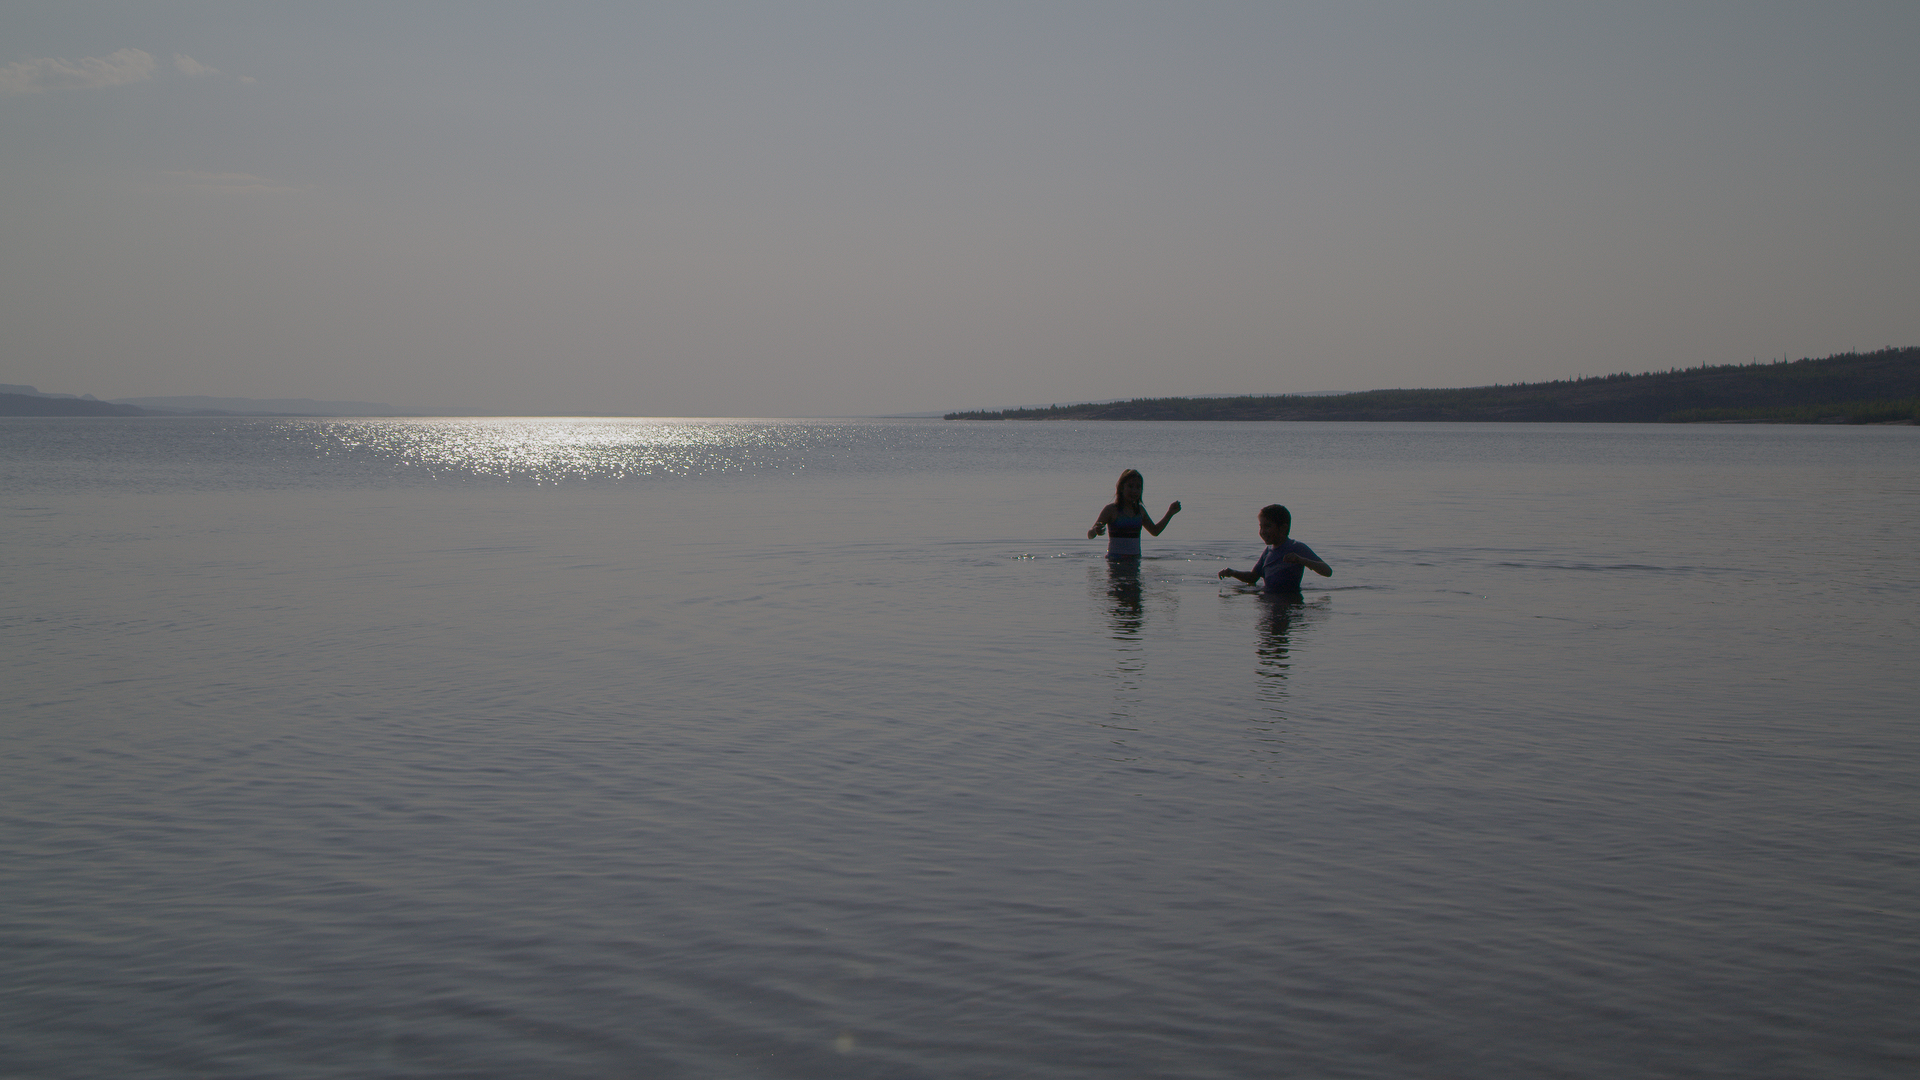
<box><xmin>1218</xmin><ymin>504</ymin><xmax>1332</xmax><ymax>593</ymax></box>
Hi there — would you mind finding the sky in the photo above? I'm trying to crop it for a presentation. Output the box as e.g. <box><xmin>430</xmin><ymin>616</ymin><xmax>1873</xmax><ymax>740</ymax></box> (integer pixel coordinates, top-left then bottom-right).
<box><xmin>3</xmin><ymin>2</ymin><xmax>1916</xmax><ymax>416</ymax></box>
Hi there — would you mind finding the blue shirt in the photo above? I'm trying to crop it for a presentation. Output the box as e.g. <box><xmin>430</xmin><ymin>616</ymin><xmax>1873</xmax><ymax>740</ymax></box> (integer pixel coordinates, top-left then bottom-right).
<box><xmin>1251</xmin><ymin>539</ymin><xmax>1321</xmax><ymax>593</ymax></box>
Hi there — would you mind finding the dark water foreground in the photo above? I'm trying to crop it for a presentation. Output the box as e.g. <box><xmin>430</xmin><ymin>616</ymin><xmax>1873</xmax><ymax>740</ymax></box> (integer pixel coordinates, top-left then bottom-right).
<box><xmin>4</xmin><ymin>419</ymin><xmax>1916</xmax><ymax>1078</ymax></box>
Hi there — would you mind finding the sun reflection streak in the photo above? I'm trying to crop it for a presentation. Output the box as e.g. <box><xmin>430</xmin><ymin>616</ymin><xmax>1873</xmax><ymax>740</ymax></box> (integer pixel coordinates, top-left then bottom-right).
<box><xmin>298</xmin><ymin>418</ymin><xmax>849</xmax><ymax>483</ymax></box>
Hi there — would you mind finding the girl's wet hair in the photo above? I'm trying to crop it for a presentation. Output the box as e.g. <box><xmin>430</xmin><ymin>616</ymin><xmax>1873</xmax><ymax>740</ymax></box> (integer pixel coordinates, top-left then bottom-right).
<box><xmin>1259</xmin><ymin>504</ymin><xmax>1291</xmax><ymax>531</ymax></box>
<box><xmin>1114</xmin><ymin>469</ymin><xmax>1145</xmax><ymax>507</ymax></box>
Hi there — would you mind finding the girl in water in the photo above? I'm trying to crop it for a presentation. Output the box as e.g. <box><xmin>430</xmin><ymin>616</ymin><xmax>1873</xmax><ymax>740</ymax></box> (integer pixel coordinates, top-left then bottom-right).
<box><xmin>1087</xmin><ymin>469</ymin><xmax>1181</xmax><ymax>558</ymax></box>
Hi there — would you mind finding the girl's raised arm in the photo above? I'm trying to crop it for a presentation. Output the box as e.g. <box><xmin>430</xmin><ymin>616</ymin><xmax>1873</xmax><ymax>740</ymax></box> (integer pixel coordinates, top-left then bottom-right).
<box><xmin>1143</xmin><ymin>500</ymin><xmax>1182</xmax><ymax>536</ymax></box>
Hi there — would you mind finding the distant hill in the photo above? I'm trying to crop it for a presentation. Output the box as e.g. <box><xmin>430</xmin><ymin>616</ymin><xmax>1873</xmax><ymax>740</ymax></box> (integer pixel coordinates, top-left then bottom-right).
<box><xmin>937</xmin><ymin>390</ymin><xmax>1356</xmax><ymax>417</ymax></box>
<box><xmin>0</xmin><ymin>386</ymin><xmax>491</xmax><ymax>417</ymax></box>
<box><xmin>0</xmin><ymin>392</ymin><xmax>146</xmax><ymax>417</ymax></box>
<box><xmin>946</xmin><ymin>349</ymin><xmax>1920</xmax><ymax>423</ymax></box>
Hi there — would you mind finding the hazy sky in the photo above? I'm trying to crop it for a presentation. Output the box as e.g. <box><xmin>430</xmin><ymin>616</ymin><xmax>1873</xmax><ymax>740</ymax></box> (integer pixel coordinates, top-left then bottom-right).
<box><xmin>4</xmin><ymin>2</ymin><xmax>1916</xmax><ymax>415</ymax></box>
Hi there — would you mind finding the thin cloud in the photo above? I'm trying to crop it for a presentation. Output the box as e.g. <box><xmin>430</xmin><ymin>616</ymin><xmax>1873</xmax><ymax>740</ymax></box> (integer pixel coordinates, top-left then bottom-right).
<box><xmin>173</xmin><ymin>54</ymin><xmax>218</xmax><ymax>78</ymax></box>
<box><xmin>0</xmin><ymin>48</ymin><xmax>156</xmax><ymax>93</ymax></box>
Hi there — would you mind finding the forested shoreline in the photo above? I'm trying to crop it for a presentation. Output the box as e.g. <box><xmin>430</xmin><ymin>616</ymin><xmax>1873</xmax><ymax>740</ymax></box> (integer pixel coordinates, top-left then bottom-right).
<box><xmin>946</xmin><ymin>348</ymin><xmax>1920</xmax><ymax>423</ymax></box>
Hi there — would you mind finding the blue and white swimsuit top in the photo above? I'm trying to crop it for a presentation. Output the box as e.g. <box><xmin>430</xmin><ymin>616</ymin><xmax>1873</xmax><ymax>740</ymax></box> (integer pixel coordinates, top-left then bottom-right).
<box><xmin>1107</xmin><ymin>509</ymin><xmax>1145</xmax><ymax>557</ymax></box>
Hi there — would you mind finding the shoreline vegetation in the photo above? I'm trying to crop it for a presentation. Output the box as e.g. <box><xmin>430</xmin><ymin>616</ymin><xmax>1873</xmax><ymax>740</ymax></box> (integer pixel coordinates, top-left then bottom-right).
<box><xmin>945</xmin><ymin>348</ymin><xmax>1920</xmax><ymax>424</ymax></box>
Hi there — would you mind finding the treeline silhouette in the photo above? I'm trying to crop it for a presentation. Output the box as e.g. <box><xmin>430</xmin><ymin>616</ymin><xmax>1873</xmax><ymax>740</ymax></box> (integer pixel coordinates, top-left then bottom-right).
<box><xmin>946</xmin><ymin>348</ymin><xmax>1920</xmax><ymax>423</ymax></box>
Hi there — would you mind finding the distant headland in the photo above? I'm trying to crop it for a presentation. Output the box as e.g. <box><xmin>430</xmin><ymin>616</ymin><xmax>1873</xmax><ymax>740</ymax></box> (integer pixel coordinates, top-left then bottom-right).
<box><xmin>0</xmin><ymin>389</ymin><xmax>146</xmax><ymax>417</ymax></box>
<box><xmin>946</xmin><ymin>348</ymin><xmax>1920</xmax><ymax>424</ymax></box>
<box><xmin>0</xmin><ymin>387</ymin><xmax>486</xmax><ymax>418</ymax></box>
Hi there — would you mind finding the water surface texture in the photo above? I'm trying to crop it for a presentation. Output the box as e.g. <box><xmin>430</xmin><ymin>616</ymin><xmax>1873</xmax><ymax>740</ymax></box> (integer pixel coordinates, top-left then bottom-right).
<box><xmin>4</xmin><ymin>418</ymin><xmax>1916</xmax><ymax>1079</ymax></box>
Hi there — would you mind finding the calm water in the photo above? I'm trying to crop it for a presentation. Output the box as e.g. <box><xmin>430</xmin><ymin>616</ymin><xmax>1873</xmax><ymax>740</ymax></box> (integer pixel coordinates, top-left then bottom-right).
<box><xmin>3</xmin><ymin>418</ymin><xmax>1916</xmax><ymax>1079</ymax></box>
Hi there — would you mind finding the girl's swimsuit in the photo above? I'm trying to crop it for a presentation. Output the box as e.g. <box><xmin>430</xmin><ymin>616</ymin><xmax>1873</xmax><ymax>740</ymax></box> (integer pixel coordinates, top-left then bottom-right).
<box><xmin>1107</xmin><ymin>510</ymin><xmax>1145</xmax><ymax>558</ymax></box>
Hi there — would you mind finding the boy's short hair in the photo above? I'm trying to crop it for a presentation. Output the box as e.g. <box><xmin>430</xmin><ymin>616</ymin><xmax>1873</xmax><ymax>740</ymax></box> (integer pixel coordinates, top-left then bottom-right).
<box><xmin>1259</xmin><ymin>504</ymin><xmax>1291</xmax><ymax>531</ymax></box>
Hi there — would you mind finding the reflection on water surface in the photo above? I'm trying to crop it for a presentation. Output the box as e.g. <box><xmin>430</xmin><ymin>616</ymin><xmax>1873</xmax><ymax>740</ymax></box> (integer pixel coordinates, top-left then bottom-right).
<box><xmin>313</xmin><ymin>419</ymin><xmax>847</xmax><ymax>481</ymax></box>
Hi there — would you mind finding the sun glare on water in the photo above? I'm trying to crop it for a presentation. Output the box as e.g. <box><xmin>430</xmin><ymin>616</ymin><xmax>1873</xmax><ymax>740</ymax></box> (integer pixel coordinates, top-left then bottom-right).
<box><xmin>305</xmin><ymin>418</ymin><xmax>833</xmax><ymax>482</ymax></box>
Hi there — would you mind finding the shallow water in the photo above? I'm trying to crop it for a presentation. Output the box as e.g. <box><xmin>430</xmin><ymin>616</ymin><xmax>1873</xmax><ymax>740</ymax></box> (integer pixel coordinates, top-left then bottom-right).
<box><xmin>3</xmin><ymin>418</ymin><xmax>1916</xmax><ymax>1078</ymax></box>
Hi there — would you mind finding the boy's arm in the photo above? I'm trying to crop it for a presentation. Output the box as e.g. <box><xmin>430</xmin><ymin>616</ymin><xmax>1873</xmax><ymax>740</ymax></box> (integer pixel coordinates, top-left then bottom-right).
<box><xmin>1282</xmin><ymin>552</ymin><xmax>1333</xmax><ymax>577</ymax></box>
<box><xmin>1222</xmin><ymin>547</ymin><xmax>1270</xmax><ymax>584</ymax></box>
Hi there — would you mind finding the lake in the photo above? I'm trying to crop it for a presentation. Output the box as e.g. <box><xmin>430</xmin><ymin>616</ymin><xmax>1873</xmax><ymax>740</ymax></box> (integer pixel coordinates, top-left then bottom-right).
<box><xmin>3</xmin><ymin>417</ymin><xmax>1916</xmax><ymax>1078</ymax></box>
